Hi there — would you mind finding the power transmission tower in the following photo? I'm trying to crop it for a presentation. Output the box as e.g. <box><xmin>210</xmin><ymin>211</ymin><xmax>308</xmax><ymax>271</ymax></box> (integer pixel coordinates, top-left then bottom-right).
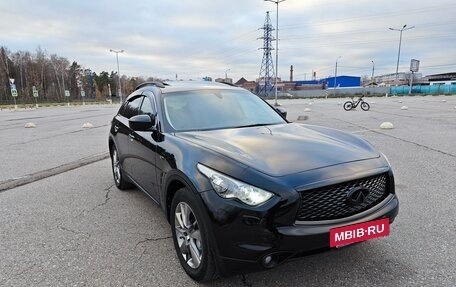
<box><xmin>258</xmin><ymin>11</ymin><xmax>275</xmax><ymax>97</ymax></box>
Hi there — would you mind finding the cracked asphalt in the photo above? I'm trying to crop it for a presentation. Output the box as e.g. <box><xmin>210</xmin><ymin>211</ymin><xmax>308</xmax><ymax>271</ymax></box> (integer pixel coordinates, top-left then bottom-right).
<box><xmin>0</xmin><ymin>96</ymin><xmax>455</xmax><ymax>286</ymax></box>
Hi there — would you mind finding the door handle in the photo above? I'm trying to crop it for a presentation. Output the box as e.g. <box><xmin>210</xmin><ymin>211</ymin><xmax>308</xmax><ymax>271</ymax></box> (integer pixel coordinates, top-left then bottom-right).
<box><xmin>129</xmin><ymin>134</ymin><xmax>136</xmax><ymax>141</ymax></box>
<box><xmin>114</xmin><ymin>125</ymin><xmax>119</xmax><ymax>133</ymax></box>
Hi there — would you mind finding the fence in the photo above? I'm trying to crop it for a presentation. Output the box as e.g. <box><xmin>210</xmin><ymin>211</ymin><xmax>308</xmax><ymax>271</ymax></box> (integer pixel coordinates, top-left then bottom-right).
<box><xmin>281</xmin><ymin>85</ymin><xmax>456</xmax><ymax>98</ymax></box>
<box><xmin>390</xmin><ymin>84</ymin><xmax>456</xmax><ymax>95</ymax></box>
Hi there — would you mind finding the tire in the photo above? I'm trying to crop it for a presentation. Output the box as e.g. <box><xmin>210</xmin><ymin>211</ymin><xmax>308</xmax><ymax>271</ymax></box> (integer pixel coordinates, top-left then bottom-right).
<box><xmin>343</xmin><ymin>101</ymin><xmax>353</xmax><ymax>111</ymax></box>
<box><xmin>361</xmin><ymin>102</ymin><xmax>370</xmax><ymax>111</ymax></box>
<box><xmin>171</xmin><ymin>188</ymin><xmax>218</xmax><ymax>282</ymax></box>
<box><xmin>110</xmin><ymin>145</ymin><xmax>133</xmax><ymax>190</ymax></box>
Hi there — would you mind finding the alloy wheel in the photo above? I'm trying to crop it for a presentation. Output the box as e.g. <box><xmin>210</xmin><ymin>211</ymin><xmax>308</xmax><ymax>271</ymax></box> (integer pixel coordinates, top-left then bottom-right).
<box><xmin>174</xmin><ymin>202</ymin><xmax>203</xmax><ymax>269</ymax></box>
<box><xmin>112</xmin><ymin>148</ymin><xmax>121</xmax><ymax>184</ymax></box>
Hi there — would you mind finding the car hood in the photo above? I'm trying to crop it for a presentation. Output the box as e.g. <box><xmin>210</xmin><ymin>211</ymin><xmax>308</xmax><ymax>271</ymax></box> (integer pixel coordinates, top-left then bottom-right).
<box><xmin>176</xmin><ymin>123</ymin><xmax>380</xmax><ymax>177</ymax></box>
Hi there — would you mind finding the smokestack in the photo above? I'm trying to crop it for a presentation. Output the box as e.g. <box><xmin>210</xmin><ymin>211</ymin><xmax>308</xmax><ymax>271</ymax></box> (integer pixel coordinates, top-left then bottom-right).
<box><xmin>290</xmin><ymin>65</ymin><xmax>293</xmax><ymax>82</ymax></box>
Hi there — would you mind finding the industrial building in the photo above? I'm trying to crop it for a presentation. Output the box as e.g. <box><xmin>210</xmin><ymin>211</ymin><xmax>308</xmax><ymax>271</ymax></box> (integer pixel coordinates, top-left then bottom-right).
<box><xmin>234</xmin><ymin>75</ymin><xmax>361</xmax><ymax>94</ymax></box>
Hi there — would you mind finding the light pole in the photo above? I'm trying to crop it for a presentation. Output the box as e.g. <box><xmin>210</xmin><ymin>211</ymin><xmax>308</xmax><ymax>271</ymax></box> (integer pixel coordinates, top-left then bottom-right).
<box><xmin>371</xmin><ymin>60</ymin><xmax>375</xmax><ymax>83</ymax></box>
<box><xmin>109</xmin><ymin>49</ymin><xmax>124</xmax><ymax>103</ymax></box>
<box><xmin>265</xmin><ymin>0</ymin><xmax>285</xmax><ymax>106</ymax></box>
<box><xmin>389</xmin><ymin>25</ymin><xmax>414</xmax><ymax>83</ymax></box>
<box><xmin>333</xmin><ymin>56</ymin><xmax>341</xmax><ymax>97</ymax></box>
<box><xmin>108</xmin><ymin>83</ymin><xmax>112</xmax><ymax>104</ymax></box>
<box><xmin>371</xmin><ymin>60</ymin><xmax>375</xmax><ymax>95</ymax></box>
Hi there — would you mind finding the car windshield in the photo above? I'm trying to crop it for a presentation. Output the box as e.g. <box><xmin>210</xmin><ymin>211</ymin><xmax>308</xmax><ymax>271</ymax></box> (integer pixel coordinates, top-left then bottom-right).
<box><xmin>163</xmin><ymin>89</ymin><xmax>286</xmax><ymax>131</ymax></box>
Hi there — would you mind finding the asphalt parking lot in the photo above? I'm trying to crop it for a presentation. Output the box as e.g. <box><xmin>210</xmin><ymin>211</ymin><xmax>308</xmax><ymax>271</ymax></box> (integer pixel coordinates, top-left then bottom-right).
<box><xmin>0</xmin><ymin>96</ymin><xmax>455</xmax><ymax>286</ymax></box>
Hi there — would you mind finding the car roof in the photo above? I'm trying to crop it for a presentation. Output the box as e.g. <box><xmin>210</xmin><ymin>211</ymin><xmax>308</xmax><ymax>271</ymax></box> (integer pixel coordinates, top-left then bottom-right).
<box><xmin>136</xmin><ymin>80</ymin><xmax>241</xmax><ymax>94</ymax></box>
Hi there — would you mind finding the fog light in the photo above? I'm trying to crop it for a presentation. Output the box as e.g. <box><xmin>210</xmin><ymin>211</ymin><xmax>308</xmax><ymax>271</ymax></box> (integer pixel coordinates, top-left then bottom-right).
<box><xmin>262</xmin><ymin>253</ymin><xmax>291</xmax><ymax>268</ymax></box>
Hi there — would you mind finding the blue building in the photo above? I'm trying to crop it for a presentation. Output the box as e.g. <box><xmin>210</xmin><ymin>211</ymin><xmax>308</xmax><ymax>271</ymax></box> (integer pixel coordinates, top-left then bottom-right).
<box><xmin>325</xmin><ymin>76</ymin><xmax>361</xmax><ymax>88</ymax></box>
<box><xmin>294</xmin><ymin>76</ymin><xmax>361</xmax><ymax>89</ymax></box>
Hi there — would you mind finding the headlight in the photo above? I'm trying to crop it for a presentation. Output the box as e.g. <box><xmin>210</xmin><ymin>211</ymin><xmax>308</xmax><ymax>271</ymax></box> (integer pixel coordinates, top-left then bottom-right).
<box><xmin>197</xmin><ymin>163</ymin><xmax>273</xmax><ymax>206</ymax></box>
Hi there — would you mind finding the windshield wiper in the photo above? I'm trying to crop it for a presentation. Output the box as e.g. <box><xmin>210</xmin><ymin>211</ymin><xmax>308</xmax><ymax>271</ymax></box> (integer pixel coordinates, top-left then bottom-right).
<box><xmin>230</xmin><ymin>123</ymin><xmax>269</xmax><ymax>129</ymax></box>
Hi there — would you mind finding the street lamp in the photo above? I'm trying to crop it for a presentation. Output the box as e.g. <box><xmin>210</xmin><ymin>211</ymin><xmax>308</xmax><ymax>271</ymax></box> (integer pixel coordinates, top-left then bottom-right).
<box><xmin>371</xmin><ymin>60</ymin><xmax>375</xmax><ymax>95</ymax></box>
<box><xmin>265</xmin><ymin>0</ymin><xmax>285</xmax><ymax>106</ymax></box>
<box><xmin>334</xmin><ymin>56</ymin><xmax>341</xmax><ymax>97</ymax></box>
<box><xmin>371</xmin><ymin>60</ymin><xmax>375</xmax><ymax>83</ymax></box>
<box><xmin>109</xmin><ymin>49</ymin><xmax>124</xmax><ymax>103</ymax></box>
<box><xmin>389</xmin><ymin>24</ymin><xmax>414</xmax><ymax>83</ymax></box>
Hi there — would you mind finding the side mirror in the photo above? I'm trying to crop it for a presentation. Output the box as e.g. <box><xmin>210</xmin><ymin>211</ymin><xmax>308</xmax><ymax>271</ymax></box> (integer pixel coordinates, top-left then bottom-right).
<box><xmin>275</xmin><ymin>107</ymin><xmax>287</xmax><ymax>119</ymax></box>
<box><xmin>129</xmin><ymin>114</ymin><xmax>156</xmax><ymax>131</ymax></box>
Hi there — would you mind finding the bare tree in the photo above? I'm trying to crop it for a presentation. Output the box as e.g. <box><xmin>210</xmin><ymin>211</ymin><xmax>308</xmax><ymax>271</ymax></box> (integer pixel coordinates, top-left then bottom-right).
<box><xmin>0</xmin><ymin>46</ymin><xmax>151</xmax><ymax>104</ymax></box>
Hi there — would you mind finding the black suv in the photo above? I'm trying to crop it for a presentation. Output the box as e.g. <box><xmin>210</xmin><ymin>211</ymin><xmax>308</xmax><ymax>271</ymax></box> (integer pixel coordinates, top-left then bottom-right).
<box><xmin>108</xmin><ymin>81</ymin><xmax>399</xmax><ymax>281</ymax></box>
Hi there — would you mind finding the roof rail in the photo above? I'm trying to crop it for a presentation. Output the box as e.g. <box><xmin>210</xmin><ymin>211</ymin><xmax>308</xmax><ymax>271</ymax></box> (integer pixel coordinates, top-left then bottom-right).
<box><xmin>135</xmin><ymin>81</ymin><xmax>168</xmax><ymax>90</ymax></box>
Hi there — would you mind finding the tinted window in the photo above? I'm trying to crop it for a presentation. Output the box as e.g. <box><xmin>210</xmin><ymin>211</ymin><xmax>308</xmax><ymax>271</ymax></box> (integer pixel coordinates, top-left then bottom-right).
<box><xmin>117</xmin><ymin>102</ymin><xmax>127</xmax><ymax>116</ymax></box>
<box><xmin>121</xmin><ymin>97</ymin><xmax>143</xmax><ymax>119</ymax></box>
<box><xmin>163</xmin><ymin>89</ymin><xmax>285</xmax><ymax>131</ymax></box>
<box><xmin>140</xmin><ymin>96</ymin><xmax>155</xmax><ymax>116</ymax></box>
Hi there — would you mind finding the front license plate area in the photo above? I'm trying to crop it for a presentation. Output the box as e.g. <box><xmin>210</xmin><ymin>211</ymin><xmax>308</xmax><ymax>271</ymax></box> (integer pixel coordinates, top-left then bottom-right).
<box><xmin>330</xmin><ymin>218</ymin><xmax>390</xmax><ymax>248</ymax></box>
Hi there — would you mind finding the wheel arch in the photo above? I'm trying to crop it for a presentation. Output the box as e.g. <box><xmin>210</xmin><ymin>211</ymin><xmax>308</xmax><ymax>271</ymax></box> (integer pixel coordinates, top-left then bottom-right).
<box><xmin>164</xmin><ymin>171</ymin><xmax>201</xmax><ymax>223</ymax></box>
<box><xmin>108</xmin><ymin>138</ymin><xmax>115</xmax><ymax>154</ymax></box>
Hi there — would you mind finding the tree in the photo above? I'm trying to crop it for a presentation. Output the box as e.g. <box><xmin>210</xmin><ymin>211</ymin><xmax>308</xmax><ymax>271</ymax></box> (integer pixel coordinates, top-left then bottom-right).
<box><xmin>49</xmin><ymin>54</ymin><xmax>70</xmax><ymax>100</ymax></box>
<box><xmin>0</xmin><ymin>45</ymin><xmax>156</xmax><ymax>104</ymax></box>
<box><xmin>0</xmin><ymin>46</ymin><xmax>12</xmax><ymax>103</ymax></box>
<box><xmin>68</xmin><ymin>61</ymin><xmax>82</xmax><ymax>98</ymax></box>
<box><xmin>93</xmin><ymin>71</ymin><xmax>110</xmax><ymax>100</ymax></box>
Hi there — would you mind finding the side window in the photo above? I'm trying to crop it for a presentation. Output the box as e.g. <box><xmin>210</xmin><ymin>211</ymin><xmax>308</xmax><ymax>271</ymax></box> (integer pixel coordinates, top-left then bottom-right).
<box><xmin>117</xmin><ymin>101</ymin><xmax>128</xmax><ymax>116</ymax></box>
<box><xmin>121</xmin><ymin>96</ymin><xmax>143</xmax><ymax>119</ymax></box>
<box><xmin>140</xmin><ymin>97</ymin><xmax>156</xmax><ymax>116</ymax></box>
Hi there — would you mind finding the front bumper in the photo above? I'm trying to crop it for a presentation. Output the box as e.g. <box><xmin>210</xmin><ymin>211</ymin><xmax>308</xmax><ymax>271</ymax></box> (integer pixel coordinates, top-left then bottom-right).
<box><xmin>199</xmin><ymin>190</ymin><xmax>399</xmax><ymax>276</ymax></box>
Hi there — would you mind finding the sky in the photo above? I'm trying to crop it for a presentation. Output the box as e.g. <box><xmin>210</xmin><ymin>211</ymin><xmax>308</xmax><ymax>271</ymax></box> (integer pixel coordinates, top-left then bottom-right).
<box><xmin>1</xmin><ymin>0</ymin><xmax>455</xmax><ymax>82</ymax></box>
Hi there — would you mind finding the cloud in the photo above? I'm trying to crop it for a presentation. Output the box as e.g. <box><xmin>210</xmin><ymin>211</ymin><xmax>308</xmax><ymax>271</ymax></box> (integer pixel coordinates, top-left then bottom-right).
<box><xmin>1</xmin><ymin>0</ymin><xmax>455</xmax><ymax>81</ymax></box>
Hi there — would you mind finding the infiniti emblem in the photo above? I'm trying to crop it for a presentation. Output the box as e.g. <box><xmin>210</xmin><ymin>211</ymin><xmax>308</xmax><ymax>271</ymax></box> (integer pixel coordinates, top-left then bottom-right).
<box><xmin>347</xmin><ymin>186</ymin><xmax>370</xmax><ymax>206</ymax></box>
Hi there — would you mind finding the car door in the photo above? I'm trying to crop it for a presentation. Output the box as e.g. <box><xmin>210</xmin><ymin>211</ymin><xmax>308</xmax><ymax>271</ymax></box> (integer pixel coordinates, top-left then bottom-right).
<box><xmin>113</xmin><ymin>95</ymin><xmax>143</xmax><ymax>178</ymax></box>
<box><xmin>128</xmin><ymin>92</ymin><xmax>160</xmax><ymax>202</ymax></box>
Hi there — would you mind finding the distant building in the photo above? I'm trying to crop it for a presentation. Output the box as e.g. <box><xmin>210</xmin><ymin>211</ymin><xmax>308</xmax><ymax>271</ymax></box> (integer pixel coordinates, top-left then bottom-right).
<box><xmin>215</xmin><ymin>78</ymin><xmax>232</xmax><ymax>84</ymax></box>
<box><xmin>281</xmin><ymin>81</ymin><xmax>297</xmax><ymax>91</ymax></box>
<box><xmin>294</xmin><ymin>80</ymin><xmax>326</xmax><ymax>90</ymax></box>
<box><xmin>235</xmin><ymin>77</ymin><xmax>256</xmax><ymax>92</ymax></box>
<box><xmin>374</xmin><ymin>72</ymin><xmax>422</xmax><ymax>86</ymax></box>
<box><xmin>234</xmin><ymin>75</ymin><xmax>360</xmax><ymax>95</ymax></box>
<box><xmin>372</xmin><ymin>72</ymin><xmax>456</xmax><ymax>86</ymax></box>
<box><xmin>422</xmin><ymin>72</ymin><xmax>456</xmax><ymax>85</ymax></box>
<box><xmin>325</xmin><ymin>76</ymin><xmax>361</xmax><ymax>88</ymax></box>
<box><xmin>235</xmin><ymin>77</ymin><xmax>248</xmax><ymax>85</ymax></box>
<box><xmin>256</xmin><ymin>76</ymin><xmax>282</xmax><ymax>96</ymax></box>
<box><xmin>233</xmin><ymin>70</ymin><xmax>456</xmax><ymax>96</ymax></box>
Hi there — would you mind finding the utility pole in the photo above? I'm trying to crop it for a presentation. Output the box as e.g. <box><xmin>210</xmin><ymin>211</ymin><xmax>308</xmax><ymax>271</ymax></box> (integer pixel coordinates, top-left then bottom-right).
<box><xmin>371</xmin><ymin>60</ymin><xmax>375</xmax><ymax>83</ymax></box>
<box><xmin>265</xmin><ymin>0</ymin><xmax>285</xmax><ymax>106</ymax></box>
<box><xmin>334</xmin><ymin>56</ymin><xmax>341</xmax><ymax>97</ymax></box>
<box><xmin>258</xmin><ymin>11</ymin><xmax>275</xmax><ymax>98</ymax></box>
<box><xmin>109</xmin><ymin>49</ymin><xmax>124</xmax><ymax>103</ymax></box>
<box><xmin>371</xmin><ymin>60</ymin><xmax>375</xmax><ymax>96</ymax></box>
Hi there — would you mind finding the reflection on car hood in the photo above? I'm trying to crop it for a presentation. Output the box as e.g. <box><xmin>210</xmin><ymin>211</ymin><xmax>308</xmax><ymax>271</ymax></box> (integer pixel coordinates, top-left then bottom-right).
<box><xmin>176</xmin><ymin>123</ymin><xmax>380</xmax><ymax>177</ymax></box>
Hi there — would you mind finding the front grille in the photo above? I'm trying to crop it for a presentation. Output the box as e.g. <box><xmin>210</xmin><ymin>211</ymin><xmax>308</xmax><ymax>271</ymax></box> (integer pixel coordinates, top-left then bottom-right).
<box><xmin>296</xmin><ymin>173</ymin><xmax>389</xmax><ymax>221</ymax></box>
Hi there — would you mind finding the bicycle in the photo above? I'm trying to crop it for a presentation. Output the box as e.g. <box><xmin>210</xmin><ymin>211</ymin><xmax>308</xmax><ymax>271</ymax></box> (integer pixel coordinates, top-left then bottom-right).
<box><xmin>343</xmin><ymin>95</ymin><xmax>370</xmax><ymax>111</ymax></box>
